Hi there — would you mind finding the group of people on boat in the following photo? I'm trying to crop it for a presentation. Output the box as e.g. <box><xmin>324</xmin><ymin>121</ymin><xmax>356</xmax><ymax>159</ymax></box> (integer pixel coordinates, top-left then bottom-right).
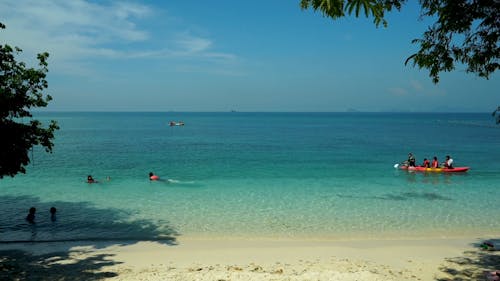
<box><xmin>404</xmin><ymin>153</ymin><xmax>454</xmax><ymax>169</ymax></box>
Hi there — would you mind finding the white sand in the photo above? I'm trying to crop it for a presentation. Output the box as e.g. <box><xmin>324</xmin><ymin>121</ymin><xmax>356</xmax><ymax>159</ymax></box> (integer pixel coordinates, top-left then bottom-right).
<box><xmin>2</xmin><ymin>237</ymin><xmax>498</xmax><ymax>280</ymax></box>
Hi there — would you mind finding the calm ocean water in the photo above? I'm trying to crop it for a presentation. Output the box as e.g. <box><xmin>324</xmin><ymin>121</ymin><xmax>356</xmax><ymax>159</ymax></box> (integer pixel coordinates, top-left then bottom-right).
<box><xmin>0</xmin><ymin>112</ymin><xmax>499</xmax><ymax>242</ymax></box>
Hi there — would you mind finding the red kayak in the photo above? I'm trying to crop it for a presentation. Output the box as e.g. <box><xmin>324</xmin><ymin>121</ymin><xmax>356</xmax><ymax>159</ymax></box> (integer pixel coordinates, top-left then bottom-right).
<box><xmin>400</xmin><ymin>166</ymin><xmax>469</xmax><ymax>173</ymax></box>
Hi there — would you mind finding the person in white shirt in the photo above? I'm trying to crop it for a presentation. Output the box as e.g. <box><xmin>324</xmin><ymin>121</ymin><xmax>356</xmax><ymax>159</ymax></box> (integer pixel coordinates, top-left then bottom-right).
<box><xmin>443</xmin><ymin>155</ymin><xmax>454</xmax><ymax>168</ymax></box>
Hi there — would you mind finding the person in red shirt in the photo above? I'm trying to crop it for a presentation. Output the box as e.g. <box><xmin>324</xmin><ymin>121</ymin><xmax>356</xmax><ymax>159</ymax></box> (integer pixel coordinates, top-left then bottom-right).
<box><xmin>149</xmin><ymin>172</ymin><xmax>160</xmax><ymax>181</ymax></box>
<box><xmin>422</xmin><ymin>158</ymin><xmax>430</xmax><ymax>168</ymax></box>
<box><xmin>431</xmin><ymin>156</ymin><xmax>439</xmax><ymax>168</ymax></box>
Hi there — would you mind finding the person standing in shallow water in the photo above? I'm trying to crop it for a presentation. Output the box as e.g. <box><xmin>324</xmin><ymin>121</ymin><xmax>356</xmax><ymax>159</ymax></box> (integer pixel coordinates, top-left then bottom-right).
<box><xmin>26</xmin><ymin>207</ymin><xmax>36</xmax><ymax>223</ymax></box>
<box><xmin>50</xmin><ymin>207</ymin><xmax>57</xmax><ymax>222</ymax></box>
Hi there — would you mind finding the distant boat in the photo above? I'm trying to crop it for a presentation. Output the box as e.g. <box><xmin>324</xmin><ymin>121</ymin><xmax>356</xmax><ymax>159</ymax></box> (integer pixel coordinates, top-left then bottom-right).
<box><xmin>169</xmin><ymin>121</ymin><xmax>185</xmax><ymax>126</ymax></box>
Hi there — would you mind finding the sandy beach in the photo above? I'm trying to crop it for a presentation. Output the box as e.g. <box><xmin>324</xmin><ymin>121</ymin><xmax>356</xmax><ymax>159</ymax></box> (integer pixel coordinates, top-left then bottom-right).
<box><xmin>1</xmin><ymin>237</ymin><xmax>499</xmax><ymax>280</ymax></box>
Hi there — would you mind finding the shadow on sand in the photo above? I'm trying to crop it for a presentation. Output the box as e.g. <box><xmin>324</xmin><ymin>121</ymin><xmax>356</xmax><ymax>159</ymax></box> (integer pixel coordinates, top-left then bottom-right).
<box><xmin>436</xmin><ymin>239</ymin><xmax>500</xmax><ymax>281</ymax></box>
<box><xmin>0</xmin><ymin>249</ymin><xmax>119</xmax><ymax>280</ymax></box>
<box><xmin>0</xmin><ymin>195</ymin><xmax>179</xmax><ymax>280</ymax></box>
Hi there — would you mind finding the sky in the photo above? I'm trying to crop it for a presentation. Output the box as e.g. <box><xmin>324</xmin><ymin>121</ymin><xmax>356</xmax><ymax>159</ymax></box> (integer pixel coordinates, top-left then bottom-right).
<box><xmin>1</xmin><ymin>0</ymin><xmax>498</xmax><ymax>112</ymax></box>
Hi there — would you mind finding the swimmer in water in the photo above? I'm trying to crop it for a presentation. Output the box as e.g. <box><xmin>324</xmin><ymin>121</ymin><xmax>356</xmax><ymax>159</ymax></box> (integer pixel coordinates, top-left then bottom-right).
<box><xmin>87</xmin><ymin>175</ymin><xmax>98</xmax><ymax>183</ymax></box>
<box><xmin>149</xmin><ymin>172</ymin><xmax>159</xmax><ymax>181</ymax></box>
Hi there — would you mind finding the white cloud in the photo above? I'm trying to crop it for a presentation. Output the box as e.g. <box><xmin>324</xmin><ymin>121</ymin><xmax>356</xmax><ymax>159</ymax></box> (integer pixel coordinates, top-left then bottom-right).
<box><xmin>2</xmin><ymin>0</ymin><xmax>151</xmax><ymax>42</ymax></box>
<box><xmin>175</xmin><ymin>33</ymin><xmax>213</xmax><ymax>54</ymax></box>
<box><xmin>388</xmin><ymin>87</ymin><xmax>408</xmax><ymax>96</ymax></box>
<box><xmin>388</xmin><ymin>79</ymin><xmax>446</xmax><ymax>98</ymax></box>
<box><xmin>0</xmin><ymin>0</ymin><xmax>237</xmax><ymax>74</ymax></box>
<box><xmin>410</xmin><ymin>79</ymin><xmax>424</xmax><ymax>92</ymax></box>
<box><xmin>0</xmin><ymin>0</ymin><xmax>151</xmax><ymax>62</ymax></box>
<box><xmin>408</xmin><ymin>79</ymin><xmax>446</xmax><ymax>96</ymax></box>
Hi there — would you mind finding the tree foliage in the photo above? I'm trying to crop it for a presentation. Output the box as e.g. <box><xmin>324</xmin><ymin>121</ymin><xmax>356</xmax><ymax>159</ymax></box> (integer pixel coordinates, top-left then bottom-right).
<box><xmin>0</xmin><ymin>22</ymin><xmax>59</xmax><ymax>178</ymax></box>
<box><xmin>300</xmin><ymin>0</ymin><xmax>499</xmax><ymax>83</ymax></box>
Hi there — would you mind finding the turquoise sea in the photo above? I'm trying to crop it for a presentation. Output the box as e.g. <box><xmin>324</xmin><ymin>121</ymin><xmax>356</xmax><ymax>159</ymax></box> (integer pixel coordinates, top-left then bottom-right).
<box><xmin>1</xmin><ymin>112</ymin><xmax>499</xmax><ymax>242</ymax></box>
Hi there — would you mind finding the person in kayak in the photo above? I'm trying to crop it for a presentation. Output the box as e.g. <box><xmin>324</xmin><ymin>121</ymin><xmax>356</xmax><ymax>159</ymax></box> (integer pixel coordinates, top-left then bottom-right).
<box><xmin>443</xmin><ymin>155</ymin><xmax>454</xmax><ymax>169</ymax></box>
<box><xmin>406</xmin><ymin>153</ymin><xmax>416</xmax><ymax>167</ymax></box>
<box><xmin>421</xmin><ymin>158</ymin><xmax>430</xmax><ymax>168</ymax></box>
<box><xmin>431</xmin><ymin>156</ymin><xmax>439</xmax><ymax>168</ymax></box>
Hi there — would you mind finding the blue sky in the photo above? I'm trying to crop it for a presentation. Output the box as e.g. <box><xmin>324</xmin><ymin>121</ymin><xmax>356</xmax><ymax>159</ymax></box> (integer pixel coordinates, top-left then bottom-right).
<box><xmin>1</xmin><ymin>0</ymin><xmax>498</xmax><ymax>112</ymax></box>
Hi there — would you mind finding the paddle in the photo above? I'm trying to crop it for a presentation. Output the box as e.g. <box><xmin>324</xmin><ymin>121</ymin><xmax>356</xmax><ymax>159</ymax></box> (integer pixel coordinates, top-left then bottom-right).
<box><xmin>394</xmin><ymin>161</ymin><xmax>408</xmax><ymax>169</ymax></box>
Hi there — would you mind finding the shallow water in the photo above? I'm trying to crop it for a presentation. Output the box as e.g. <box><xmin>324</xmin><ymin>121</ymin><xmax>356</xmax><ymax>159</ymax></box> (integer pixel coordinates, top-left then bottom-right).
<box><xmin>1</xmin><ymin>112</ymin><xmax>499</xmax><ymax>241</ymax></box>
